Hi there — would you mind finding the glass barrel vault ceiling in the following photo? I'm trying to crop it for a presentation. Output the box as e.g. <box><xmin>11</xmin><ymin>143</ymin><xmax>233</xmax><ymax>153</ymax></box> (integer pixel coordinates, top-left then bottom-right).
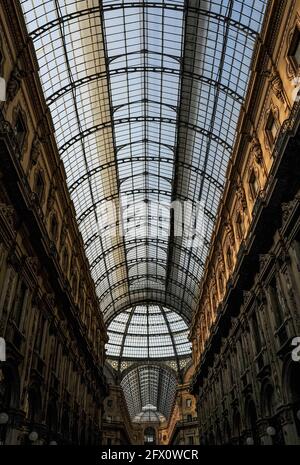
<box><xmin>20</xmin><ymin>0</ymin><xmax>267</xmax><ymax>323</ymax></box>
<box><xmin>121</xmin><ymin>365</ymin><xmax>178</xmax><ymax>421</ymax></box>
<box><xmin>20</xmin><ymin>0</ymin><xmax>268</xmax><ymax>421</ymax></box>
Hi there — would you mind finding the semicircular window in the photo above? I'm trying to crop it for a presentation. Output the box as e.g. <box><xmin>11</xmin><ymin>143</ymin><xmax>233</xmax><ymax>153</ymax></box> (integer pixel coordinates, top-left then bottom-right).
<box><xmin>106</xmin><ymin>304</ymin><xmax>191</xmax><ymax>360</ymax></box>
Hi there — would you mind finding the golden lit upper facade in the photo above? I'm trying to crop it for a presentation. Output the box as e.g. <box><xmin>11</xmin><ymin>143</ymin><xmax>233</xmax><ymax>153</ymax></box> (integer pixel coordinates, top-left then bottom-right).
<box><xmin>190</xmin><ymin>0</ymin><xmax>300</xmax><ymax>367</ymax></box>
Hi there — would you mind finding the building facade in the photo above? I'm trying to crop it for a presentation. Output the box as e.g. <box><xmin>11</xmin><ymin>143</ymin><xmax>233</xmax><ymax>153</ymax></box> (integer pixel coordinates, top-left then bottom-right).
<box><xmin>190</xmin><ymin>0</ymin><xmax>300</xmax><ymax>446</ymax></box>
<box><xmin>0</xmin><ymin>0</ymin><xmax>108</xmax><ymax>445</ymax></box>
<box><xmin>102</xmin><ymin>365</ymin><xmax>138</xmax><ymax>445</ymax></box>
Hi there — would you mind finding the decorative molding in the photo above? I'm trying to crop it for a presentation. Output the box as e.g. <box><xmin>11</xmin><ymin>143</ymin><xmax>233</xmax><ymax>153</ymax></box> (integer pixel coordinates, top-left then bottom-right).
<box><xmin>0</xmin><ymin>202</ymin><xmax>16</xmax><ymax>231</ymax></box>
<box><xmin>224</xmin><ymin>220</ymin><xmax>235</xmax><ymax>247</ymax></box>
<box><xmin>269</xmin><ymin>69</ymin><xmax>285</xmax><ymax>103</ymax></box>
<box><xmin>235</xmin><ymin>181</ymin><xmax>248</xmax><ymax>211</ymax></box>
<box><xmin>250</xmin><ymin>136</ymin><xmax>264</xmax><ymax>165</ymax></box>
<box><xmin>47</xmin><ymin>178</ymin><xmax>57</xmax><ymax>211</ymax></box>
<box><xmin>30</xmin><ymin>136</ymin><xmax>41</xmax><ymax>166</ymax></box>
<box><xmin>6</xmin><ymin>66</ymin><xmax>26</xmax><ymax>102</ymax></box>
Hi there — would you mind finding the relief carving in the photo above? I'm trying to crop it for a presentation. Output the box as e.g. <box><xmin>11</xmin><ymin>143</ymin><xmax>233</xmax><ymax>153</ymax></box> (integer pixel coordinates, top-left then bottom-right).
<box><xmin>6</xmin><ymin>66</ymin><xmax>26</xmax><ymax>102</ymax></box>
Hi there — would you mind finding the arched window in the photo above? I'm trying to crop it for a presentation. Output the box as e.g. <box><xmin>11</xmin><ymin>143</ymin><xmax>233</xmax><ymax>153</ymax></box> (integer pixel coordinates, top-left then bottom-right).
<box><xmin>62</xmin><ymin>248</ymin><xmax>69</xmax><ymax>274</ymax></box>
<box><xmin>249</xmin><ymin>169</ymin><xmax>259</xmax><ymax>200</ymax></box>
<box><xmin>46</xmin><ymin>401</ymin><xmax>58</xmax><ymax>434</ymax></box>
<box><xmin>226</xmin><ymin>246</ymin><xmax>232</xmax><ymax>270</ymax></box>
<box><xmin>13</xmin><ymin>280</ymin><xmax>27</xmax><ymax>328</ymax></box>
<box><xmin>232</xmin><ymin>410</ymin><xmax>241</xmax><ymax>444</ymax></box>
<box><xmin>269</xmin><ymin>278</ymin><xmax>285</xmax><ymax>329</ymax></box>
<box><xmin>50</xmin><ymin>214</ymin><xmax>58</xmax><ymax>241</ymax></box>
<box><xmin>27</xmin><ymin>385</ymin><xmax>42</xmax><ymax>425</ymax></box>
<box><xmin>251</xmin><ymin>312</ymin><xmax>262</xmax><ymax>354</ymax></box>
<box><xmin>34</xmin><ymin>169</ymin><xmax>45</xmax><ymax>204</ymax></box>
<box><xmin>236</xmin><ymin>212</ymin><xmax>244</xmax><ymax>240</ymax></box>
<box><xmin>72</xmin><ymin>272</ymin><xmax>78</xmax><ymax>301</ymax></box>
<box><xmin>218</xmin><ymin>273</ymin><xmax>224</xmax><ymax>295</ymax></box>
<box><xmin>14</xmin><ymin>111</ymin><xmax>26</xmax><ymax>151</ymax></box>
<box><xmin>61</xmin><ymin>408</ymin><xmax>70</xmax><ymax>440</ymax></box>
<box><xmin>261</xmin><ymin>384</ymin><xmax>275</xmax><ymax>418</ymax></box>
<box><xmin>246</xmin><ymin>399</ymin><xmax>259</xmax><ymax>444</ymax></box>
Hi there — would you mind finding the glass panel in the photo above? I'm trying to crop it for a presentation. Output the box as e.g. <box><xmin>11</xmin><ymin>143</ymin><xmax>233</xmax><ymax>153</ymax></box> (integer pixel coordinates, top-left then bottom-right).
<box><xmin>20</xmin><ymin>0</ymin><xmax>267</xmax><ymax>321</ymax></box>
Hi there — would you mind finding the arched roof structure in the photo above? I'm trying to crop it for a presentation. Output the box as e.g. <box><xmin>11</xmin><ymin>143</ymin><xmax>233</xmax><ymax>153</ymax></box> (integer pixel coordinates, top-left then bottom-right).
<box><xmin>21</xmin><ymin>0</ymin><xmax>268</xmax><ymax>421</ymax></box>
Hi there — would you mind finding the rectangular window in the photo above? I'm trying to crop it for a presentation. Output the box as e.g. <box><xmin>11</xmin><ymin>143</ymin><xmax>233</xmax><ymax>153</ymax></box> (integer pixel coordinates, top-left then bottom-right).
<box><xmin>35</xmin><ymin>316</ymin><xmax>45</xmax><ymax>354</ymax></box>
<box><xmin>236</xmin><ymin>213</ymin><xmax>244</xmax><ymax>240</ymax></box>
<box><xmin>249</xmin><ymin>171</ymin><xmax>259</xmax><ymax>199</ymax></box>
<box><xmin>288</xmin><ymin>26</ymin><xmax>300</xmax><ymax>71</ymax></box>
<box><xmin>266</xmin><ymin>112</ymin><xmax>277</xmax><ymax>146</ymax></box>
<box><xmin>226</xmin><ymin>247</ymin><xmax>232</xmax><ymax>269</ymax></box>
<box><xmin>14</xmin><ymin>281</ymin><xmax>27</xmax><ymax>328</ymax></box>
<box><xmin>186</xmin><ymin>398</ymin><xmax>192</xmax><ymax>408</ymax></box>
<box><xmin>252</xmin><ymin>312</ymin><xmax>262</xmax><ymax>353</ymax></box>
<box><xmin>14</xmin><ymin>114</ymin><xmax>26</xmax><ymax>150</ymax></box>
<box><xmin>35</xmin><ymin>172</ymin><xmax>44</xmax><ymax>203</ymax></box>
<box><xmin>270</xmin><ymin>278</ymin><xmax>285</xmax><ymax>328</ymax></box>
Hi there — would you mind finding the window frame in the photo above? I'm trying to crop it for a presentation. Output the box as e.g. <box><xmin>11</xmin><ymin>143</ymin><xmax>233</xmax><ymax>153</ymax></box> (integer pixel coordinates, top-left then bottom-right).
<box><xmin>287</xmin><ymin>24</ymin><xmax>300</xmax><ymax>74</ymax></box>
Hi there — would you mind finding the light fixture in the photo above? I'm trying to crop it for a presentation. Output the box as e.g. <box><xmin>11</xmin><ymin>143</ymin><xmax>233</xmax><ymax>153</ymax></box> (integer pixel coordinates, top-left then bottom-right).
<box><xmin>0</xmin><ymin>412</ymin><xmax>9</xmax><ymax>425</ymax></box>
<box><xmin>266</xmin><ymin>426</ymin><xmax>276</xmax><ymax>436</ymax></box>
<box><xmin>246</xmin><ymin>437</ymin><xmax>254</xmax><ymax>445</ymax></box>
<box><xmin>28</xmin><ymin>431</ymin><xmax>38</xmax><ymax>442</ymax></box>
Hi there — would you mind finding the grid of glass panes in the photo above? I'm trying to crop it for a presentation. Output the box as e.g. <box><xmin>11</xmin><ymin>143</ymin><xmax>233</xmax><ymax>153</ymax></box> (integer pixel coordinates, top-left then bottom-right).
<box><xmin>21</xmin><ymin>0</ymin><xmax>267</xmax><ymax>323</ymax></box>
<box><xmin>121</xmin><ymin>364</ymin><xmax>177</xmax><ymax>419</ymax></box>
<box><xmin>107</xmin><ymin>305</ymin><xmax>191</xmax><ymax>360</ymax></box>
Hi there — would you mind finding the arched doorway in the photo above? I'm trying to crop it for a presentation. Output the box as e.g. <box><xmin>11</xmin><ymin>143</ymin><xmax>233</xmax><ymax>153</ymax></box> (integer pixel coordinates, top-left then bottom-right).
<box><xmin>260</xmin><ymin>382</ymin><xmax>284</xmax><ymax>445</ymax></box>
<box><xmin>215</xmin><ymin>423</ymin><xmax>222</xmax><ymax>445</ymax></box>
<box><xmin>0</xmin><ymin>364</ymin><xmax>21</xmax><ymax>444</ymax></box>
<box><xmin>223</xmin><ymin>418</ymin><xmax>231</xmax><ymax>445</ymax></box>
<box><xmin>208</xmin><ymin>430</ymin><xmax>215</xmax><ymax>445</ymax></box>
<box><xmin>245</xmin><ymin>399</ymin><xmax>259</xmax><ymax>445</ymax></box>
<box><xmin>232</xmin><ymin>410</ymin><xmax>242</xmax><ymax>445</ymax></box>
<box><xmin>144</xmin><ymin>427</ymin><xmax>156</xmax><ymax>444</ymax></box>
<box><xmin>61</xmin><ymin>408</ymin><xmax>70</xmax><ymax>443</ymax></box>
<box><xmin>284</xmin><ymin>361</ymin><xmax>300</xmax><ymax>439</ymax></box>
<box><xmin>27</xmin><ymin>384</ymin><xmax>42</xmax><ymax>425</ymax></box>
<box><xmin>46</xmin><ymin>400</ymin><xmax>58</xmax><ymax>441</ymax></box>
